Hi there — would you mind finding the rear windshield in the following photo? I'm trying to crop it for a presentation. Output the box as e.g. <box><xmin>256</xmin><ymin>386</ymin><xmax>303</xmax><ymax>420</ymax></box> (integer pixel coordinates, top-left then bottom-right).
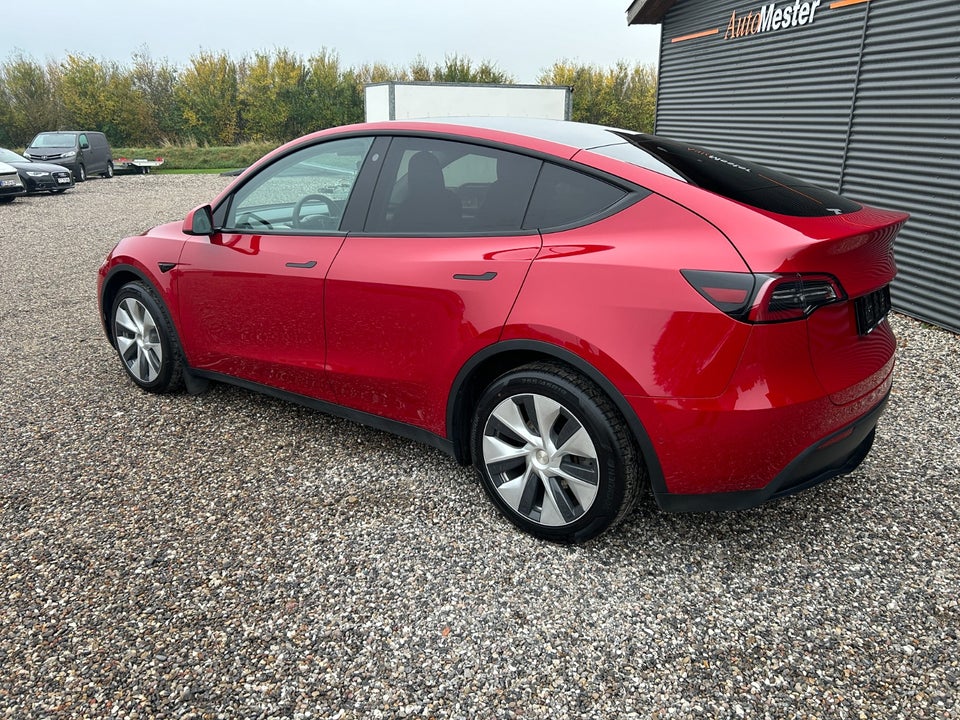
<box><xmin>594</xmin><ymin>132</ymin><xmax>861</xmax><ymax>217</ymax></box>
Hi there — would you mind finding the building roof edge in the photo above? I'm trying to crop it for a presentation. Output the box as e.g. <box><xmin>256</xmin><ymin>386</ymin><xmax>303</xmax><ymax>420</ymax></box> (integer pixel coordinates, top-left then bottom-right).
<box><xmin>626</xmin><ymin>0</ymin><xmax>678</xmax><ymax>25</ymax></box>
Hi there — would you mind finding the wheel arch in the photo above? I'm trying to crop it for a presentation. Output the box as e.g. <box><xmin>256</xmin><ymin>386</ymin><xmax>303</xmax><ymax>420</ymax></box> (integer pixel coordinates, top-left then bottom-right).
<box><xmin>100</xmin><ymin>263</ymin><xmax>209</xmax><ymax>395</ymax></box>
<box><xmin>446</xmin><ymin>339</ymin><xmax>665</xmax><ymax>491</ymax></box>
<box><xmin>99</xmin><ymin>264</ymin><xmax>162</xmax><ymax>344</ymax></box>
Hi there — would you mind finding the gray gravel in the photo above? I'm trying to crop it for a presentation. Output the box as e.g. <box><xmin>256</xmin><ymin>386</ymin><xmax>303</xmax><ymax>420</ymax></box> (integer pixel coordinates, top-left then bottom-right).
<box><xmin>1</xmin><ymin>175</ymin><xmax>959</xmax><ymax>719</ymax></box>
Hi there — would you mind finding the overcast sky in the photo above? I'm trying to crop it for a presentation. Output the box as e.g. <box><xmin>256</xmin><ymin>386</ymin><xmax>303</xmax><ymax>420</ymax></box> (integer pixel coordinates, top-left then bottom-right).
<box><xmin>6</xmin><ymin>1</ymin><xmax>661</xmax><ymax>82</ymax></box>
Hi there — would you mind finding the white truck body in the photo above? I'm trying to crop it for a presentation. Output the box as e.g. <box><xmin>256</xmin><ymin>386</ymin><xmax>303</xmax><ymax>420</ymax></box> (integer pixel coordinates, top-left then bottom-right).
<box><xmin>364</xmin><ymin>82</ymin><xmax>572</xmax><ymax>122</ymax></box>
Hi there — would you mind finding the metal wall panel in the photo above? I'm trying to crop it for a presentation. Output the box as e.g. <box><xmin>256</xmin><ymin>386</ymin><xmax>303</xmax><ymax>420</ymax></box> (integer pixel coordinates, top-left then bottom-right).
<box><xmin>655</xmin><ymin>0</ymin><xmax>870</xmax><ymax>187</ymax></box>
<box><xmin>654</xmin><ymin>0</ymin><xmax>960</xmax><ymax>332</ymax></box>
<box><xmin>839</xmin><ymin>0</ymin><xmax>960</xmax><ymax>332</ymax></box>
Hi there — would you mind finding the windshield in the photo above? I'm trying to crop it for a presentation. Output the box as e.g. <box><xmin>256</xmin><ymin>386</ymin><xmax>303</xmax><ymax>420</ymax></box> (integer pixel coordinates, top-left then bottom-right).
<box><xmin>31</xmin><ymin>133</ymin><xmax>77</xmax><ymax>148</ymax></box>
<box><xmin>0</xmin><ymin>148</ymin><xmax>24</xmax><ymax>163</ymax></box>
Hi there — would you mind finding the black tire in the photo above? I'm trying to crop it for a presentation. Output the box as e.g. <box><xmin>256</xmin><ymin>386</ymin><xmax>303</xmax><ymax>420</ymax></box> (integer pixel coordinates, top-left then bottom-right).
<box><xmin>76</xmin><ymin>164</ymin><xmax>86</xmax><ymax>182</ymax></box>
<box><xmin>111</xmin><ymin>281</ymin><xmax>184</xmax><ymax>393</ymax></box>
<box><xmin>0</xmin><ymin>196</ymin><xmax>14</xmax><ymax>204</ymax></box>
<box><xmin>102</xmin><ymin>160</ymin><xmax>114</xmax><ymax>178</ymax></box>
<box><xmin>470</xmin><ymin>362</ymin><xmax>642</xmax><ymax>542</ymax></box>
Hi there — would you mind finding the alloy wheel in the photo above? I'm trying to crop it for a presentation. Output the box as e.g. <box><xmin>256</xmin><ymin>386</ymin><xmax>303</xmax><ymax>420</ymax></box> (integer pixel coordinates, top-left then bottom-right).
<box><xmin>481</xmin><ymin>393</ymin><xmax>600</xmax><ymax>527</ymax></box>
<box><xmin>114</xmin><ymin>297</ymin><xmax>163</xmax><ymax>383</ymax></box>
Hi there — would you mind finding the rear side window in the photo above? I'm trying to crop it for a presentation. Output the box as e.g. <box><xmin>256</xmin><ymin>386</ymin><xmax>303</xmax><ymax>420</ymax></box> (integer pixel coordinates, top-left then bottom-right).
<box><xmin>612</xmin><ymin>133</ymin><xmax>861</xmax><ymax>217</ymax></box>
<box><xmin>523</xmin><ymin>163</ymin><xmax>627</xmax><ymax>230</ymax></box>
<box><xmin>365</xmin><ymin>137</ymin><xmax>541</xmax><ymax>234</ymax></box>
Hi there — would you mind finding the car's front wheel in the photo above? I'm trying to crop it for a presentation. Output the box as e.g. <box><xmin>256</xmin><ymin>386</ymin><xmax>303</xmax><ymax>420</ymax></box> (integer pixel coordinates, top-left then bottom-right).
<box><xmin>76</xmin><ymin>164</ymin><xmax>86</xmax><ymax>182</ymax></box>
<box><xmin>111</xmin><ymin>281</ymin><xmax>183</xmax><ymax>393</ymax></box>
<box><xmin>471</xmin><ymin>362</ymin><xmax>641</xmax><ymax>542</ymax></box>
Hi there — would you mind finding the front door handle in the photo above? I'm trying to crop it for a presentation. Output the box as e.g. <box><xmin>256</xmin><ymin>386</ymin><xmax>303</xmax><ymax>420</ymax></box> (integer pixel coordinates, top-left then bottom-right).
<box><xmin>286</xmin><ymin>260</ymin><xmax>318</xmax><ymax>269</ymax></box>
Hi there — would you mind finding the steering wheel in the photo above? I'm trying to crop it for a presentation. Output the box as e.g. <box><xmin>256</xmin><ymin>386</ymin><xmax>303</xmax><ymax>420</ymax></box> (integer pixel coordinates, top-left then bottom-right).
<box><xmin>293</xmin><ymin>194</ymin><xmax>337</xmax><ymax>229</ymax></box>
<box><xmin>238</xmin><ymin>211</ymin><xmax>271</xmax><ymax>229</ymax></box>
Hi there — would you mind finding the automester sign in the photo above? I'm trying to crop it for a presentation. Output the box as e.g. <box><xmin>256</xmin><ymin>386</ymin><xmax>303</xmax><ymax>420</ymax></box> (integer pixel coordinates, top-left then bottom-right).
<box><xmin>725</xmin><ymin>0</ymin><xmax>823</xmax><ymax>39</ymax></box>
<box><xmin>671</xmin><ymin>0</ymin><xmax>869</xmax><ymax>44</ymax></box>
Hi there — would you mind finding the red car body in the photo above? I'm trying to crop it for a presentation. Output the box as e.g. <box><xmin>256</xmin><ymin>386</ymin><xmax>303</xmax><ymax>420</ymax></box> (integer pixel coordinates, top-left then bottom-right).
<box><xmin>99</xmin><ymin>118</ymin><xmax>907</xmax><ymax>528</ymax></box>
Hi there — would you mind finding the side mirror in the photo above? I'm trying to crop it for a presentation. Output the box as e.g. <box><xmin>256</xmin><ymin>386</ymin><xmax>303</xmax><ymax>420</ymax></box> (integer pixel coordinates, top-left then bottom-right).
<box><xmin>80</xmin><ymin>142</ymin><xmax>90</xmax><ymax>150</ymax></box>
<box><xmin>183</xmin><ymin>205</ymin><xmax>215</xmax><ymax>236</ymax></box>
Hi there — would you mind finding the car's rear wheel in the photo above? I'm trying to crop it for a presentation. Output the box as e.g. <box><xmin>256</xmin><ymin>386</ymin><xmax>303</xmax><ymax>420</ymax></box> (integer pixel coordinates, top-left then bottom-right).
<box><xmin>111</xmin><ymin>281</ymin><xmax>183</xmax><ymax>393</ymax></box>
<box><xmin>471</xmin><ymin>362</ymin><xmax>641</xmax><ymax>542</ymax></box>
<box><xmin>103</xmin><ymin>161</ymin><xmax>114</xmax><ymax>178</ymax></box>
<box><xmin>76</xmin><ymin>164</ymin><xmax>86</xmax><ymax>182</ymax></box>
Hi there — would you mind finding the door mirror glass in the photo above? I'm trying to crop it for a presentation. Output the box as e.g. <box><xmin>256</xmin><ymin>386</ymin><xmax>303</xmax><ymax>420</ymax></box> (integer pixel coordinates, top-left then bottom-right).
<box><xmin>183</xmin><ymin>205</ymin><xmax>215</xmax><ymax>236</ymax></box>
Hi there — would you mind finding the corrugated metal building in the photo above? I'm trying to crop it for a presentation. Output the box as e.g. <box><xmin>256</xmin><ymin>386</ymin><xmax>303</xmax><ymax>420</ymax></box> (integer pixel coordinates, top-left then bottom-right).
<box><xmin>627</xmin><ymin>0</ymin><xmax>960</xmax><ymax>333</ymax></box>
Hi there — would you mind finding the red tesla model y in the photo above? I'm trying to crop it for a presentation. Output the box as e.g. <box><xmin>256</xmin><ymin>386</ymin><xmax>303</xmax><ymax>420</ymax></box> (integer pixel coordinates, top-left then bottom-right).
<box><xmin>99</xmin><ymin>118</ymin><xmax>907</xmax><ymax>541</ymax></box>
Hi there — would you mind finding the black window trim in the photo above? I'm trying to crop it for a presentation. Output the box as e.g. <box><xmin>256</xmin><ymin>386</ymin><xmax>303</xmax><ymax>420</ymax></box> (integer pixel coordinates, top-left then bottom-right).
<box><xmin>211</xmin><ymin>128</ymin><xmax>653</xmax><ymax>239</ymax></box>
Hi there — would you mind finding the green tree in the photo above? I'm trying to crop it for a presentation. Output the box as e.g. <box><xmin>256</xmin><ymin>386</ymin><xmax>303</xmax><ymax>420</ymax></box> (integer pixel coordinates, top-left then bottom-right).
<box><xmin>177</xmin><ymin>51</ymin><xmax>240</xmax><ymax>144</ymax></box>
<box><xmin>0</xmin><ymin>54</ymin><xmax>59</xmax><ymax>147</ymax></box>
<box><xmin>238</xmin><ymin>49</ymin><xmax>306</xmax><ymax>142</ymax></box>
<box><xmin>295</xmin><ymin>52</ymin><xmax>404</xmax><ymax>133</ymax></box>
<box><xmin>538</xmin><ymin>60</ymin><xmax>657</xmax><ymax>132</ymax></box>
<box><xmin>408</xmin><ymin>55</ymin><xmax>432</xmax><ymax>82</ymax></box>
<box><xmin>4</xmin><ymin>50</ymin><xmax>658</xmax><ymax>148</ymax></box>
<box><xmin>131</xmin><ymin>49</ymin><xmax>182</xmax><ymax>142</ymax></box>
<box><xmin>431</xmin><ymin>54</ymin><xmax>512</xmax><ymax>83</ymax></box>
<box><xmin>57</xmin><ymin>54</ymin><xmax>153</xmax><ymax>144</ymax></box>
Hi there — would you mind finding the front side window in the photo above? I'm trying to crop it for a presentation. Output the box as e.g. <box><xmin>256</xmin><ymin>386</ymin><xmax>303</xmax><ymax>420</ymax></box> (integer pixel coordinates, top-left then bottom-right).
<box><xmin>223</xmin><ymin>136</ymin><xmax>373</xmax><ymax>233</ymax></box>
<box><xmin>365</xmin><ymin>137</ymin><xmax>541</xmax><ymax>234</ymax></box>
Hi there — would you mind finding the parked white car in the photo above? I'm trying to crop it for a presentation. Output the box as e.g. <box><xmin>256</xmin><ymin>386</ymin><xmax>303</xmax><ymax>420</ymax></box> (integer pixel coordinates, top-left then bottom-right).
<box><xmin>0</xmin><ymin>161</ymin><xmax>26</xmax><ymax>203</ymax></box>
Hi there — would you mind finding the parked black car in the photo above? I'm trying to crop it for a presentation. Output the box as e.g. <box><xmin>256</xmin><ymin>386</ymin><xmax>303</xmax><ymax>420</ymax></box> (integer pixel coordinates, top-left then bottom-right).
<box><xmin>0</xmin><ymin>148</ymin><xmax>75</xmax><ymax>194</ymax></box>
<box><xmin>23</xmin><ymin>131</ymin><xmax>113</xmax><ymax>182</ymax></box>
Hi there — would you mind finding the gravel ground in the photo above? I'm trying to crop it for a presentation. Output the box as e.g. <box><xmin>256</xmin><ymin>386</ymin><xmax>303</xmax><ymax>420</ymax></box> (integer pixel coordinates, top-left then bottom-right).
<box><xmin>1</xmin><ymin>175</ymin><xmax>958</xmax><ymax>719</ymax></box>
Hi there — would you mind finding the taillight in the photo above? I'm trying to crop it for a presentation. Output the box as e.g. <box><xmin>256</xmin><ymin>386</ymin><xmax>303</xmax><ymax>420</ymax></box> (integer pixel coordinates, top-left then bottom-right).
<box><xmin>750</xmin><ymin>274</ymin><xmax>845</xmax><ymax>322</ymax></box>
<box><xmin>682</xmin><ymin>270</ymin><xmax>846</xmax><ymax>323</ymax></box>
<box><xmin>680</xmin><ymin>270</ymin><xmax>757</xmax><ymax>321</ymax></box>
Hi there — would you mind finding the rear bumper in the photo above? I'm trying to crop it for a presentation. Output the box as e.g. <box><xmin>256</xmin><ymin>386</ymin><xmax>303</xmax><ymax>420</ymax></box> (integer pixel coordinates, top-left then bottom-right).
<box><xmin>624</xmin><ymin>314</ymin><xmax>895</xmax><ymax>508</ymax></box>
<box><xmin>654</xmin><ymin>389</ymin><xmax>888</xmax><ymax>512</ymax></box>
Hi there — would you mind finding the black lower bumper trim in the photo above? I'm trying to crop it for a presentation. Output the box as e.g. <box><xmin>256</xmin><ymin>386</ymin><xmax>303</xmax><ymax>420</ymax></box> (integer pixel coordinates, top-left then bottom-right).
<box><xmin>654</xmin><ymin>391</ymin><xmax>890</xmax><ymax>512</ymax></box>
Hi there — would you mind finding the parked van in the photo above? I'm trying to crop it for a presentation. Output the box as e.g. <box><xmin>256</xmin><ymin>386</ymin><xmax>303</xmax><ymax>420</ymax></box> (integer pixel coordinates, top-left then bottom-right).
<box><xmin>24</xmin><ymin>131</ymin><xmax>114</xmax><ymax>182</ymax></box>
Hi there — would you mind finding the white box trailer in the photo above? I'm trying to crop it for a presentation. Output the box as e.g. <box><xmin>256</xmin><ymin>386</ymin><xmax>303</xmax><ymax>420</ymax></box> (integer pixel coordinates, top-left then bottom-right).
<box><xmin>364</xmin><ymin>82</ymin><xmax>572</xmax><ymax>122</ymax></box>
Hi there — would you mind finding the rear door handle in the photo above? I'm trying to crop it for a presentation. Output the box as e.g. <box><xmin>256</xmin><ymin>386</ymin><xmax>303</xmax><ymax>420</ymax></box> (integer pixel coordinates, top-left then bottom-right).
<box><xmin>286</xmin><ymin>260</ymin><xmax>318</xmax><ymax>269</ymax></box>
<box><xmin>453</xmin><ymin>271</ymin><xmax>497</xmax><ymax>281</ymax></box>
